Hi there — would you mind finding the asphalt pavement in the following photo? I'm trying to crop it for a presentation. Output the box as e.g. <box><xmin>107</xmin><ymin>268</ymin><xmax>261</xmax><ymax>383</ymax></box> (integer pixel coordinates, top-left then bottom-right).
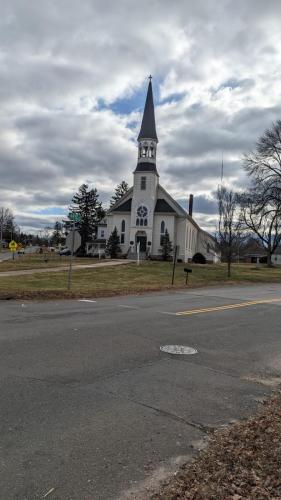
<box><xmin>1</xmin><ymin>283</ymin><xmax>281</xmax><ymax>499</ymax></box>
<box><xmin>0</xmin><ymin>245</ymin><xmax>38</xmax><ymax>262</ymax></box>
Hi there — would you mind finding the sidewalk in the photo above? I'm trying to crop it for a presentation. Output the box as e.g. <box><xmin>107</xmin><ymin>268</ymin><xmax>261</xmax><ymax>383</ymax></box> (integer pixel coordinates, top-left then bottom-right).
<box><xmin>0</xmin><ymin>259</ymin><xmax>134</xmax><ymax>277</ymax></box>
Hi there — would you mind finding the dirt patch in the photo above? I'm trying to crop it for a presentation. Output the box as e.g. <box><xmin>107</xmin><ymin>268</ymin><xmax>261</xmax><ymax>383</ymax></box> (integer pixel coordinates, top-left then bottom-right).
<box><xmin>243</xmin><ymin>375</ymin><xmax>281</xmax><ymax>387</ymax></box>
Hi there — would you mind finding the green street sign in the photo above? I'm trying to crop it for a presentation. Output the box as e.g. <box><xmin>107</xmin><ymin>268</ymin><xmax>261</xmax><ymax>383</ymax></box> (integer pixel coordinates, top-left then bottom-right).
<box><xmin>68</xmin><ymin>212</ymin><xmax>81</xmax><ymax>222</ymax></box>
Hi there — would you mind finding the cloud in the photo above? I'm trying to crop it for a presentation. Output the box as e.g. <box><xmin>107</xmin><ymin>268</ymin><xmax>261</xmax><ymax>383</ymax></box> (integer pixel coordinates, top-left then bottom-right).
<box><xmin>1</xmin><ymin>0</ymin><xmax>281</xmax><ymax>231</ymax></box>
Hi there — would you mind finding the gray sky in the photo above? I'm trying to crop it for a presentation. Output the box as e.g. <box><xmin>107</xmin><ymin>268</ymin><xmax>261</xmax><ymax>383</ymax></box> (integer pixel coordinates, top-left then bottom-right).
<box><xmin>1</xmin><ymin>0</ymin><xmax>281</xmax><ymax>232</ymax></box>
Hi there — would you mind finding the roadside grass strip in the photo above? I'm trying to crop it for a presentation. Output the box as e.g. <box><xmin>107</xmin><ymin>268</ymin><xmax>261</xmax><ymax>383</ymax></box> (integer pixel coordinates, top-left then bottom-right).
<box><xmin>176</xmin><ymin>297</ymin><xmax>281</xmax><ymax>316</ymax></box>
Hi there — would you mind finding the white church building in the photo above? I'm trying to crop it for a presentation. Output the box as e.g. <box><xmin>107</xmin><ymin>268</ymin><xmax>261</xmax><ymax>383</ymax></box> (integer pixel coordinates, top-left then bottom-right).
<box><xmin>89</xmin><ymin>79</ymin><xmax>219</xmax><ymax>263</ymax></box>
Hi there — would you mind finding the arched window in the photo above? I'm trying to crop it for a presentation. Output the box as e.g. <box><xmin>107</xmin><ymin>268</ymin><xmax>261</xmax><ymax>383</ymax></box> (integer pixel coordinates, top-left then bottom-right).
<box><xmin>121</xmin><ymin>220</ymin><xmax>125</xmax><ymax>244</ymax></box>
<box><xmin>160</xmin><ymin>221</ymin><xmax>165</xmax><ymax>245</ymax></box>
<box><xmin>141</xmin><ymin>146</ymin><xmax>148</xmax><ymax>157</ymax></box>
<box><xmin>136</xmin><ymin>206</ymin><xmax>148</xmax><ymax>227</ymax></box>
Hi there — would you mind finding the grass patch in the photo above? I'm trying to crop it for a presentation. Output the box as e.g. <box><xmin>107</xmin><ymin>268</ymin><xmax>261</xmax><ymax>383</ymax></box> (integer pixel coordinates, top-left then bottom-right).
<box><xmin>0</xmin><ymin>253</ymin><xmax>97</xmax><ymax>271</ymax></box>
<box><xmin>0</xmin><ymin>261</ymin><xmax>280</xmax><ymax>300</ymax></box>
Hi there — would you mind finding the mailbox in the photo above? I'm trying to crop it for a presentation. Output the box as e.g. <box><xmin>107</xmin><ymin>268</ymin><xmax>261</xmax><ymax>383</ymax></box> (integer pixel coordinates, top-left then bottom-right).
<box><xmin>184</xmin><ymin>268</ymin><xmax>192</xmax><ymax>284</ymax></box>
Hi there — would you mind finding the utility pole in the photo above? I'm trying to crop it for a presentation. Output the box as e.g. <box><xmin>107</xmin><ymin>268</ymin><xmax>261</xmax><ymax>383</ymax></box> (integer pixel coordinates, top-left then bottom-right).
<box><xmin>0</xmin><ymin>208</ymin><xmax>3</xmax><ymax>254</ymax></box>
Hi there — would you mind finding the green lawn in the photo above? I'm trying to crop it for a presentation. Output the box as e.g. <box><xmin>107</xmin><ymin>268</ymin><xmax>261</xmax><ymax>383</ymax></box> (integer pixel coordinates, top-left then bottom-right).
<box><xmin>0</xmin><ymin>261</ymin><xmax>280</xmax><ymax>299</ymax></box>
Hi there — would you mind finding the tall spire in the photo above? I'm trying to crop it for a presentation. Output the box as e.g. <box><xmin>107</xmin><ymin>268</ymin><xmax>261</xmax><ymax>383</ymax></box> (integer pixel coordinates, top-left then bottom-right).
<box><xmin>137</xmin><ymin>78</ymin><xmax>158</xmax><ymax>142</ymax></box>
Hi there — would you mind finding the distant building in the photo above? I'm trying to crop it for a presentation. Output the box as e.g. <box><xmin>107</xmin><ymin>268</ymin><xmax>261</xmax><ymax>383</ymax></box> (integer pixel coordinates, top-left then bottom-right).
<box><xmin>88</xmin><ymin>79</ymin><xmax>220</xmax><ymax>263</ymax></box>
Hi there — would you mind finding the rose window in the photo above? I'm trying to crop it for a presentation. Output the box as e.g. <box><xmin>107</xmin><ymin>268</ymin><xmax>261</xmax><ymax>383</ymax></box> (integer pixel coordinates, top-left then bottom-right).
<box><xmin>137</xmin><ymin>206</ymin><xmax>148</xmax><ymax>218</ymax></box>
<box><xmin>136</xmin><ymin>205</ymin><xmax>148</xmax><ymax>227</ymax></box>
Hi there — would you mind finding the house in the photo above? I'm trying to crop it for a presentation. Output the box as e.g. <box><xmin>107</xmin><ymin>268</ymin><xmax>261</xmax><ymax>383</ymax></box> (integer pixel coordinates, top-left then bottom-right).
<box><xmin>272</xmin><ymin>247</ymin><xmax>281</xmax><ymax>265</ymax></box>
<box><xmin>90</xmin><ymin>78</ymin><xmax>220</xmax><ymax>263</ymax></box>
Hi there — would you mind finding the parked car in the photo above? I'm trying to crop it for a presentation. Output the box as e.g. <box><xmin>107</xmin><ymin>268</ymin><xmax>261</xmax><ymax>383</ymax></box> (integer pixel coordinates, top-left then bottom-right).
<box><xmin>59</xmin><ymin>248</ymin><xmax>71</xmax><ymax>256</ymax></box>
<box><xmin>17</xmin><ymin>248</ymin><xmax>25</xmax><ymax>255</ymax></box>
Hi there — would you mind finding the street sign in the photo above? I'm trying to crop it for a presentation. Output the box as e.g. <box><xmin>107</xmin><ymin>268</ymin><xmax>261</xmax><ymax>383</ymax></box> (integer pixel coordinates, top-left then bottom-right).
<box><xmin>66</xmin><ymin>231</ymin><xmax>81</xmax><ymax>253</ymax></box>
<box><xmin>68</xmin><ymin>212</ymin><xmax>81</xmax><ymax>222</ymax></box>
<box><xmin>9</xmin><ymin>240</ymin><xmax>18</xmax><ymax>251</ymax></box>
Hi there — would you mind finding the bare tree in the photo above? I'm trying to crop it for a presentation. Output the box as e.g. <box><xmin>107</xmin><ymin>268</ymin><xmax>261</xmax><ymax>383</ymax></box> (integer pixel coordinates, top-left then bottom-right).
<box><xmin>240</xmin><ymin>193</ymin><xmax>281</xmax><ymax>266</ymax></box>
<box><xmin>216</xmin><ymin>186</ymin><xmax>241</xmax><ymax>277</ymax></box>
<box><xmin>0</xmin><ymin>207</ymin><xmax>16</xmax><ymax>251</ymax></box>
<box><xmin>244</xmin><ymin>120</ymin><xmax>281</xmax><ymax>206</ymax></box>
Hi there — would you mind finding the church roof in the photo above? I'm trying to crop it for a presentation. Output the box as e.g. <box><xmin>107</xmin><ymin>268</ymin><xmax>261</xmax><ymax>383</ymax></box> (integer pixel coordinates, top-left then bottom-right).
<box><xmin>134</xmin><ymin>161</ymin><xmax>158</xmax><ymax>174</ymax></box>
<box><xmin>137</xmin><ymin>80</ymin><xmax>158</xmax><ymax>142</ymax></box>
<box><xmin>154</xmin><ymin>199</ymin><xmax>176</xmax><ymax>213</ymax></box>
<box><xmin>111</xmin><ymin>198</ymin><xmax>132</xmax><ymax>212</ymax></box>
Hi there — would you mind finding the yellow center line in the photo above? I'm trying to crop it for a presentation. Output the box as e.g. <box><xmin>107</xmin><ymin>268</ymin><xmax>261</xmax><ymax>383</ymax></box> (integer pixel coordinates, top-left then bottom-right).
<box><xmin>176</xmin><ymin>298</ymin><xmax>281</xmax><ymax>316</ymax></box>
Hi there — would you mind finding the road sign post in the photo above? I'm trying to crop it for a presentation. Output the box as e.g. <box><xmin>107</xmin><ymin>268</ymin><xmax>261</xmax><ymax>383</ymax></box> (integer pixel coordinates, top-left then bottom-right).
<box><xmin>9</xmin><ymin>240</ymin><xmax>18</xmax><ymax>261</ymax></box>
<box><xmin>171</xmin><ymin>245</ymin><xmax>178</xmax><ymax>285</ymax></box>
<box><xmin>67</xmin><ymin>213</ymin><xmax>81</xmax><ymax>291</ymax></box>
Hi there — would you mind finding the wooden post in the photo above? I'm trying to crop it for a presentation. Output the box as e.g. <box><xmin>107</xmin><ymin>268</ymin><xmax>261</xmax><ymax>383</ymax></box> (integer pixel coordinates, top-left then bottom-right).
<box><xmin>171</xmin><ymin>245</ymin><xmax>178</xmax><ymax>285</ymax></box>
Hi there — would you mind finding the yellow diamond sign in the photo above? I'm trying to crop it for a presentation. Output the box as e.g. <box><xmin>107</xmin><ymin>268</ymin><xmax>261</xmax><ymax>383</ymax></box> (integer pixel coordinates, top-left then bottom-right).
<box><xmin>9</xmin><ymin>240</ymin><xmax>18</xmax><ymax>251</ymax></box>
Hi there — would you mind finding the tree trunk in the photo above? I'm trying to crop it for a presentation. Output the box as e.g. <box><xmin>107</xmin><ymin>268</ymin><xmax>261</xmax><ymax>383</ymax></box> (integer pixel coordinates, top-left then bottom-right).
<box><xmin>227</xmin><ymin>256</ymin><xmax>231</xmax><ymax>278</ymax></box>
<box><xmin>267</xmin><ymin>243</ymin><xmax>272</xmax><ymax>267</ymax></box>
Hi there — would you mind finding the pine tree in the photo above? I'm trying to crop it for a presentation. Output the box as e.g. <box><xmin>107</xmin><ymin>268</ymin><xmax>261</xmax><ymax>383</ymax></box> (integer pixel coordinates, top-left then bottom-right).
<box><xmin>70</xmin><ymin>184</ymin><xmax>105</xmax><ymax>256</ymax></box>
<box><xmin>161</xmin><ymin>229</ymin><xmax>173</xmax><ymax>261</ymax></box>
<box><xmin>110</xmin><ymin>181</ymin><xmax>129</xmax><ymax>207</ymax></box>
<box><xmin>106</xmin><ymin>227</ymin><xmax>121</xmax><ymax>258</ymax></box>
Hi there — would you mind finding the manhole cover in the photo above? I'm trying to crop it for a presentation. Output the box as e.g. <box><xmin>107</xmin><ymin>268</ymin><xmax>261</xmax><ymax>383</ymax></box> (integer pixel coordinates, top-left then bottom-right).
<box><xmin>160</xmin><ymin>345</ymin><xmax>198</xmax><ymax>355</ymax></box>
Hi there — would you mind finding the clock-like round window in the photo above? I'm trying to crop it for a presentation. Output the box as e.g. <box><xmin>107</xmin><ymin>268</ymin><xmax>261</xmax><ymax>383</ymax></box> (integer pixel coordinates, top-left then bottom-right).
<box><xmin>137</xmin><ymin>206</ymin><xmax>148</xmax><ymax>218</ymax></box>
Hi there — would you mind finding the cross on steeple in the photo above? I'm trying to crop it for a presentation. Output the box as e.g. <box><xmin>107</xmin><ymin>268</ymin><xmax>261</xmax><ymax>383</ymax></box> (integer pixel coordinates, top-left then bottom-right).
<box><xmin>148</xmin><ymin>75</ymin><xmax>152</xmax><ymax>82</ymax></box>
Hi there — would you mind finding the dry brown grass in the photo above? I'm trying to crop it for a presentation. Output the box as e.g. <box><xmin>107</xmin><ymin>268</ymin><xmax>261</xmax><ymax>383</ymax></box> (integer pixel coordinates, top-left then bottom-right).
<box><xmin>0</xmin><ymin>261</ymin><xmax>280</xmax><ymax>300</ymax></box>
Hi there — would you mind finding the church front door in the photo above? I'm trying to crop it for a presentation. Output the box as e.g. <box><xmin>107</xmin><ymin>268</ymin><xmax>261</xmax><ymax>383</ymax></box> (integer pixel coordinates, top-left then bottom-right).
<box><xmin>136</xmin><ymin>234</ymin><xmax>147</xmax><ymax>252</ymax></box>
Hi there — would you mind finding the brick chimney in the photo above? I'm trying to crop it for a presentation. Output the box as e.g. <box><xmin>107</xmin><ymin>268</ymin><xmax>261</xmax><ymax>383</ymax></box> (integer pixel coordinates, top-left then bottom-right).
<box><xmin>189</xmin><ymin>194</ymin><xmax>194</xmax><ymax>217</ymax></box>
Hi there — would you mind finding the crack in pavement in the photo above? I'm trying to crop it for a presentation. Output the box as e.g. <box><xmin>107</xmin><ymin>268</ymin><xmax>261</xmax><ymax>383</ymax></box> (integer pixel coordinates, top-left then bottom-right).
<box><xmin>101</xmin><ymin>388</ymin><xmax>213</xmax><ymax>435</ymax></box>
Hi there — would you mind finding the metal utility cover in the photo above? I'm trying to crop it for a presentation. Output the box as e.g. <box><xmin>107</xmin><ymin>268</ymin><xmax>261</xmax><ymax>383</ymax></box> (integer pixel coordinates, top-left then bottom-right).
<box><xmin>160</xmin><ymin>345</ymin><xmax>198</xmax><ymax>355</ymax></box>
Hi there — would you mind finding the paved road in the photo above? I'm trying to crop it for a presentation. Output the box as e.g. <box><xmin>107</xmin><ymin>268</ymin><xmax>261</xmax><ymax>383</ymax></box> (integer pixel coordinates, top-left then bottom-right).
<box><xmin>1</xmin><ymin>284</ymin><xmax>281</xmax><ymax>499</ymax></box>
<box><xmin>0</xmin><ymin>245</ymin><xmax>38</xmax><ymax>262</ymax></box>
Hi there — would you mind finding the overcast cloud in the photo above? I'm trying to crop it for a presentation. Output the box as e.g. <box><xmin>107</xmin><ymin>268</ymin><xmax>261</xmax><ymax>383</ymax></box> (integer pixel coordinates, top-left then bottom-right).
<box><xmin>1</xmin><ymin>0</ymin><xmax>281</xmax><ymax>232</ymax></box>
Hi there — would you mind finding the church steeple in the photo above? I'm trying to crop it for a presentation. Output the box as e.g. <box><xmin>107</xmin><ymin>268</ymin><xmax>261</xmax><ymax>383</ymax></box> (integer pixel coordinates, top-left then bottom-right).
<box><xmin>138</xmin><ymin>77</ymin><xmax>158</xmax><ymax>142</ymax></box>
<box><xmin>135</xmin><ymin>77</ymin><xmax>158</xmax><ymax>173</ymax></box>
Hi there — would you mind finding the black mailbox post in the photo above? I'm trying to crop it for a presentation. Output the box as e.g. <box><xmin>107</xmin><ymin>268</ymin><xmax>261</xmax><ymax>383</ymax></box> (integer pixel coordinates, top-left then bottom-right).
<box><xmin>184</xmin><ymin>268</ymin><xmax>192</xmax><ymax>284</ymax></box>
